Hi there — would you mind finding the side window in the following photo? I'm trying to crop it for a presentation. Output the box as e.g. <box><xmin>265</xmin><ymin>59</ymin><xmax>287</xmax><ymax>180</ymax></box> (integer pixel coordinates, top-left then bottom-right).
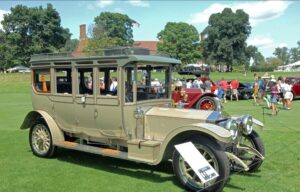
<box><xmin>77</xmin><ymin>68</ymin><xmax>93</xmax><ymax>95</ymax></box>
<box><xmin>135</xmin><ymin>65</ymin><xmax>170</xmax><ymax>101</ymax></box>
<box><xmin>33</xmin><ymin>69</ymin><xmax>51</xmax><ymax>93</ymax></box>
<box><xmin>55</xmin><ymin>68</ymin><xmax>72</xmax><ymax>94</ymax></box>
<box><xmin>98</xmin><ymin>67</ymin><xmax>118</xmax><ymax>96</ymax></box>
<box><xmin>125</xmin><ymin>67</ymin><xmax>134</xmax><ymax>102</ymax></box>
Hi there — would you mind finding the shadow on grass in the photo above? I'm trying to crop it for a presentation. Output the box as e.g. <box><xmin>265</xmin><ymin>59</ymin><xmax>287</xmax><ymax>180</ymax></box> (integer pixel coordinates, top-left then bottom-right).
<box><xmin>225</xmin><ymin>183</ymin><xmax>246</xmax><ymax>191</ymax></box>
<box><xmin>54</xmin><ymin>148</ymin><xmax>183</xmax><ymax>188</ymax></box>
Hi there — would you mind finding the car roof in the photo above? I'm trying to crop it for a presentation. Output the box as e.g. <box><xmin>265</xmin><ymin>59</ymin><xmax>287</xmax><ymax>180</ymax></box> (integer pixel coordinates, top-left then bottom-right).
<box><xmin>30</xmin><ymin>47</ymin><xmax>181</xmax><ymax>67</ymax></box>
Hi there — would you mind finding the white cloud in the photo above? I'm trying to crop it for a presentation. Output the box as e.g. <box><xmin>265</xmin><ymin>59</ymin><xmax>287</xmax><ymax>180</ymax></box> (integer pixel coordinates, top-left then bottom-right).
<box><xmin>247</xmin><ymin>36</ymin><xmax>274</xmax><ymax>49</ymax></box>
<box><xmin>278</xmin><ymin>43</ymin><xmax>288</xmax><ymax>48</ymax></box>
<box><xmin>128</xmin><ymin>0</ymin><xmax>149</xmax><ymax>7</ymax></box>
<box><xmin>96</xmin><ymin>0</ymin><xmax>114</xmax><ymax>8</ymax></box>
<box><xmin>86</xmin><ymin>4</ymin><xmax>96</xmax><ymax>11</ymax></box>
<box><xmin>189</xmin><ymin>3</ymin><xmax>226</xmax><ymax>24</ymax></box>
<box><xmin>86</xmin><ymin>0</ymin><xmax>149</xmax><ymax>10</ymax></box>
<box><xmin>0</xmin><ymin>9</ymin><xmax>9</xmax><ymax>29</ymax></box>
<box><xmin>114</xmin><ymin>8</ymin><xmax>125</xmax><ymax>13</ymax></box>
<box><xmin>190</xmin><ymin>1</ymin><xmax>292</xmax><ymax>26</ymax></box>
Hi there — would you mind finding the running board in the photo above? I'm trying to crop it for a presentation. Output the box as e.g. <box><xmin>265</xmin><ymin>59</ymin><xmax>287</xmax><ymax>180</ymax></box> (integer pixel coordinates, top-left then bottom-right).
<box><xmin>57</xmin><ymin>141</ymin><xmax>129</xmax><ymax>160</ymax></box>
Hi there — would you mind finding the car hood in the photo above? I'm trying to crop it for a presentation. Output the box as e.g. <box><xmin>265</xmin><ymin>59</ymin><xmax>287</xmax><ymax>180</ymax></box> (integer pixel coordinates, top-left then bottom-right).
<box><xmin>145</xmin><ymin>107</ymin><xmax>221</xmax><ymax>122</ymax></box>
<box><xmin>143</xmin><ymin>107</ymin><xmax>222</xmax><ymax>140</ymax></box>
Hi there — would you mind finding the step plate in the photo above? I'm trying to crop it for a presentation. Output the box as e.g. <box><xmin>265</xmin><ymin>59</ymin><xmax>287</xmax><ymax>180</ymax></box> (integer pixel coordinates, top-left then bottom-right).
<box><xmin>59</xmin><ymin>141</ymin><xmax>128</xmax><ymax>160</ymax></box>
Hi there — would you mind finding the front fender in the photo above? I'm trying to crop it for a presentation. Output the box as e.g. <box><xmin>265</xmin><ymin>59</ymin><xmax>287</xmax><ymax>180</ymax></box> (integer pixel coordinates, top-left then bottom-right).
<box><xmin>155</xmin><ymin>123</ymin><xmax>231</xmax><ymax>164</ymax></box>
<box><xmin>20</xmin><ymin>110</ymin><xmax>64</xmax><ymax>145</ymax></box>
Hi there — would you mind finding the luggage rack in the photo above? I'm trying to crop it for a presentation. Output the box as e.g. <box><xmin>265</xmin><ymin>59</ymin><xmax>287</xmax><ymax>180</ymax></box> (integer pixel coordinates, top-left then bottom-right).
<box><xmin>30</xmin><ymin>47</ymin><xmax>171</xmax><ymax>61</ymax></box>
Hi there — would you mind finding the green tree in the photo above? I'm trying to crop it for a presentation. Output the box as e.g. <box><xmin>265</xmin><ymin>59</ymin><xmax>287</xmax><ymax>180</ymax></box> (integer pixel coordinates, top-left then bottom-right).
<box><xmin>0</xmin><ymin>30</ymin><xmax>7</xmax><ymax>68</ymax></box>
<box><xmin>273</xmin><ymin>47</ymin><xmax>290</xmax><ymax>65</ymax></box>
<box><xmin>203</xmin><ymin>8</ymin><xmax>251</xmax><ymax>71</ymax></box>
<box><xmin>289</xmin><ymin>47</ymin><xmax>300</xmax><ymax>63</ymax></box>
<box><xmin>266</xmin><ymin>57</ymin><xmax>283</xmax><ymax>68</ymax></box>
<box><xmin>1</xmin><ymin>4</ymin><xmax>70</xmax><ymax>67</ymax></box>
<box><xmin>94</xmin><ymin>12</ymin><xmax>136</xmax><ymax>46</ymax></box>
<box><xmin>85</xmin><ymin>22</ymin><xmax>119</xmax><ymax>52</ymax></box>
<box><xmin>246</xmin><ymin>45</ymin><xmax>265</xmax><ymax>66</ymax></box>
<box><xmin>157</xmin><ymin>22</ymin><xmax>201</xmax><ymax>65</ymax></box>
<box><xmin>62</xmin><ymin>39</ymin><xmax>79</xmax><ymax>52</ymax></box>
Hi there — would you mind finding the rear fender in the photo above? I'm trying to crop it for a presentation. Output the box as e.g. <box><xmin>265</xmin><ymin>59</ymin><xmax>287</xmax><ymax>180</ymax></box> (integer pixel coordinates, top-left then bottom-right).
<box><xmin>20</xmin><ymin>110</ymin><xmax>64</xmax><ymax>145</ymax></box>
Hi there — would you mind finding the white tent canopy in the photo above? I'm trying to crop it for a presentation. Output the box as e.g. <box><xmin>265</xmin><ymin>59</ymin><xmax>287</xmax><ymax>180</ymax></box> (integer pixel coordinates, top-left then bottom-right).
<box><xmin>277</xmin><ymin>60</ymin><xmax>300</xmax><ymax>72</ymax></box>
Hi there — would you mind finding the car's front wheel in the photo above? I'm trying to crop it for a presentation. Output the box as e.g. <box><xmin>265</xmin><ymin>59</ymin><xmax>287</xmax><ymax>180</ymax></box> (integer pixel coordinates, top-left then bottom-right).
<box><xmin>29</xmin><ymin>121</ymin><xmax>56</xmax><ymax>158</ymax></box>
<box><xmin>172</xmin><ymin>137</ymin><xmax>230</xmax><ymax>192</ymax></box>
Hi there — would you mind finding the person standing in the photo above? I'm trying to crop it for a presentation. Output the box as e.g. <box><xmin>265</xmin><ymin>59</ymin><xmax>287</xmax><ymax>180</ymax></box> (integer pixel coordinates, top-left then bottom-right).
<box><xmin>270</xmin><ymin>81</ymin><xmax>279</xmax><ymax>115</ymax></box>
<box><xmin>204</xmin><ymin>78</ymin><xmax>212</xmax><ymax>93</ymax></box>
<box><xmin>283</xmin><ymin>79</ymin><xmax>293</xmax><ymax>110</ymax></box>
<box><xmin>217</xmin><ymin>86</ymin><xmax>223</xmax><ymax>102</ymax></box>
<box><xmin>186</xmin><ymin>79</ymin><xmax>192</xmax><ymax>88</ymax></box>
<box><xmin>219</xmin><ymin>77</ymin><xmax>228</xmax><ymax>103</ymax></box>
<box><xmin>277</xmin><ymin>76</ymin><xmax>283</xmax><ymax>105</ymax></box>
<box><xmin>252</xmin><ymin>80</ymin><xmax>259</xmax><ymax>105</ymax></box>
<box><xmin>192</xmin><ymin>75</ymin><xmax>203</xmax><ymax>89</ymax></box>
<box><xmin>230</xmin><ymin>79</ymin><xmax>239</xmax><ymax>101</ymax></box>
<box><xmin>257</xmin><ymin>76</ymin><xmax>264</xmax><ymax>105</ymax></box>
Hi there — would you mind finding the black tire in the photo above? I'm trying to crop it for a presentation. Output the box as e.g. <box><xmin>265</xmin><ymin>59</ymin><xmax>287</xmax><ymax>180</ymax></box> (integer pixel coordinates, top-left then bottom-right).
<box><xmin>172</xmin><ymin>136</ymin><xmax>230</xmax><ymax>192</ymax></box>
<box><xmin>242</xmin><ymin>93</ymin><xmax>250</xmax><ymax>100</ymax></box>
<box><xmin>238</xmin><ymin>130</ymin><xmax>265</xmax><ymax>172</ymax></box>
<box><xmin>29</xmin><ymin>120</ymin><xmax>56</xmax><ymax>158</ymax></box>
<box><xmin>196</xmin><ymin>96</ymin><xmax>218</xmax><ymax>111</ymax></box>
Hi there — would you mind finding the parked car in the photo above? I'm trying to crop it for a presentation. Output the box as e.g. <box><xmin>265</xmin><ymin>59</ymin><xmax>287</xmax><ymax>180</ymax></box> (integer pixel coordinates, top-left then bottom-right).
<box><xmin>7</xmin><ymin>65</ymin><xmax>31</xmax><ymax>73</ymax></box>
<box><xmin>225</xmin><ymin>82</ymin><xmax>254</xmax><ymax>100</ymax></box>
<box><xmin>21</xmin><ymin>47</ymin><xmax>265</xmax><ymax>192</ymax></box>
<box><xmin>286</xmin><ymin>76</ymin><xmax>300</xmax><ymax>100</ymax></box>
<box><xmin>172</xmin><ymin>68</ymin><xmax>220</xmax><ymax>111</ymax></box>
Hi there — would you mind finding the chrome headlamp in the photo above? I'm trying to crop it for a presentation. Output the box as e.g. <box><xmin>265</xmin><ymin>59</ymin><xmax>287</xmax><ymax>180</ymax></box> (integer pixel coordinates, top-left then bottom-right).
<box><xmin>219</xmin><ymin>119</ymin><xmax>238</xmax><ymax>140</ymax></box>
<box><xmin>241</xmin><ymin>115</ymin><xmax>253</xmax><ymax>135</ymax></box>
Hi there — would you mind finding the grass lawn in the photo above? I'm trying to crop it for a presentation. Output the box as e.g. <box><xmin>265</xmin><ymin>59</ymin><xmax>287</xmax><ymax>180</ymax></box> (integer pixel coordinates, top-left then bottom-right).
<box><xmin>0</xmin><ymin>72</ymin><xmax>299</xmax><ymax>192</ymax></box>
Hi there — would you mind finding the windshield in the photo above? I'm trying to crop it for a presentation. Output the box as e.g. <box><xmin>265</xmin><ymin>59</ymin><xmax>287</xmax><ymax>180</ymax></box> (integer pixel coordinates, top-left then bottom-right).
<box><xmin>125</xmin><ymin>64</ymin><xmax>171</xmax><ymax>103</ymax></box>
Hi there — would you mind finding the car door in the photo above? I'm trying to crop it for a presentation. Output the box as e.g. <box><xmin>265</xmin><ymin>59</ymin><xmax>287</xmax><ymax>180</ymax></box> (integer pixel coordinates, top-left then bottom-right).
<box><xmin>293</xmin><ymin>78</ymin><xmax>300</xmax><ymax>98</ymax></box>
<box><xmin>50</xmin><ymin>67</ymin><xmax>75</xmax><ymax>132</ymax></box>
<box><xmin>94</xmin><ymin>66</ymin><xmax>124</xmax><ymax>138</ymax></box>
<box><xmin>73</xmin><ymin>67</ymin><xmax>97</xmax><ymax>135</ymax></box>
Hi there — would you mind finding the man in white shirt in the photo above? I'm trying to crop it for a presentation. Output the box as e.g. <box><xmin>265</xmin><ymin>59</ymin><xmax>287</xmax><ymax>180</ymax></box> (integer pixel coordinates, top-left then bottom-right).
<box><xmin>110</xmin><ymin>77</ymin><xmax>118</xmax><ymax>93</ymax></box>
<box><xmin>186</xmin><ymin>80</ymin><xmax>192</xmax><ymax>88</ymax></box>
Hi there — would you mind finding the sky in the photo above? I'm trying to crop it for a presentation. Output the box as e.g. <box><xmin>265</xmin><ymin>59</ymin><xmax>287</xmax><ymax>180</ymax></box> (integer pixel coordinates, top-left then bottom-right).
<box><xmin>0</xmin><ymin>0</ymin><xmax>299</xmax><ymax>57</ymax></box>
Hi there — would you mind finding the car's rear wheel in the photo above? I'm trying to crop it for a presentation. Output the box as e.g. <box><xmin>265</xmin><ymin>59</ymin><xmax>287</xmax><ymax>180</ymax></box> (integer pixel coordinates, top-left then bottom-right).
<box><xmin>29</xmin><ymin>121</ymin><xmax>56</xmax><ymax>158</ymax></box>
<box><xmin>172</xmin><ymin>137</ymin><xmax>230</xmax><ymax>192</ymax></box>
<box><xmin>238</xmin><ymin>130</ymin><xmax>265</xmax><ymax>172</ymax></box>
<box><xmin>196</xmin><ymin>96</ymin><xmax>218</xmax><ymax>111</ymax></box>
<box><xmin>242</xmin><ymin>93</ymin><xmax>251</xmax><ymax>100</ymax></box>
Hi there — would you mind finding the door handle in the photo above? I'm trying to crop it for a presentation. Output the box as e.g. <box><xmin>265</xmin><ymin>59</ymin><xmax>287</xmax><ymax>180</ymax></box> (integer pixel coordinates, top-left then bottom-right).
<box><xmin>94</xmin><ymin>108</ymin><xmax>98</xmax><ymax>118</ymax></box>
<box><xmin>81</xmin><ymin>94</ymin><xmax>87</xmax><ymax>104</ymax></box>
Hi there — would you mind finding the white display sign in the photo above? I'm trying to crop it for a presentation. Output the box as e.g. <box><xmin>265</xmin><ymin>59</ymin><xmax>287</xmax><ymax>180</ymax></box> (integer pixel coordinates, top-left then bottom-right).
<box><xmin>175</xmin><ymin>142</ymin><xmax>219</xmax><ymax>183</ymax></box>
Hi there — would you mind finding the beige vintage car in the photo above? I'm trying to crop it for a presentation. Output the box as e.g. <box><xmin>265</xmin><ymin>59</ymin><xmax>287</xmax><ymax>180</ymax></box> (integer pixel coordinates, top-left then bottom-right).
<box><xmin>21</xmin><ymin>47</ymin><xmax>265</xmax><ymax>192</ymax></box>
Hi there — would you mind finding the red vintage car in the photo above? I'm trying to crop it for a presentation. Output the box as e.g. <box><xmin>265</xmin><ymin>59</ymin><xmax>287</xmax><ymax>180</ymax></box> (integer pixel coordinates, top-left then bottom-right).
<box><xmin>286</xmin><ymin>76</ymin><xmax>300</xmax><ymax>100</ymax></box>
<box><xmin>172</xmin><ymin>69</ymin><xmax>220</xmax><ymax>111</ymax></box>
